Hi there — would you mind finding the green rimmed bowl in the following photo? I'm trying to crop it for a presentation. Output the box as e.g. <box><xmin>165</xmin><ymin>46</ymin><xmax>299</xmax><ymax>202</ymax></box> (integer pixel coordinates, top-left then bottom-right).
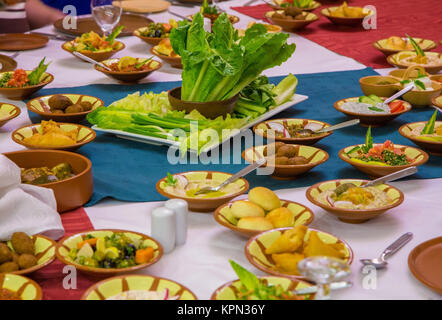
<box><xmin>156</xmin><ymin>171</ymin><xmax>249</xmax><ymax>212</ymax></box>
<box><xmin>244</xmin><ymin>227</ymin><xmax>353</xmax><ymax>280</ymax></box>
<box><xmin>12</xmin><ymin>122</ymin><xmax>96</xmax><ymax>151</ymax></box>
<box><xmin>26</xmin><ymin>94</ymin><xmax>104</xmax><ymax>123</ymax></box>
<box><xmin>339</xmin><ymin>143</ymin><xmax>429</xmax><ymax>177</ymax></box>
<box><xmin>62</xmin><ymin>40</ymin><xmax>125</xmax><ymax>62</ymax></box>
<box><xmin>211</xmin><ymin>276</ymin><xmax>314</xmax><ymax>300</ymax></box>
<box><xmin>56</xmin><ymin>229</ymin><xmax>163</xmax><ymax>278</ymax></box>
<box><xmin>399</xmin><ymin>121</ymin><xmax>442</xmax><ymax>156</ymax></box>
<box><xmin>306</xmin><ymin>179</ymin><xmax>404</xmax><ymax>223</ymax></box>
<box><xmin>373</xmin><ymin>37</ymin><xmax>436</xmax><ymax>56</ymax></box>
<box><xmin>387</xmin><ymin>51</ymin><xmax>442</xmax><ymax>74</ymax></box>
<box><xmin>253</xmin><ymin>118</ymin><xmax>332</xmax><ymax>145</ymax></box>
<box><xmin>82</xmin><ymin>274</ymin><xmax>197</xmax><ymax>300</ymax></box>
<box><xmin>214</xmin><ymin>199</ymin><xmax>314</xmax><ymax>238</ymax></box>
<box><xmin>0</xmin><ymin>71</ymin><xmax>53</xmax><ymax>100</ymax></box>
<box><xmin>0</xmin><ymin>102</ymin><xmax>20</xmax><ymax>128</ymax></box>
<box><xmin>265</xmin><ymin>11</ymin><xmax>318</xmax><ymax>32</ymax></box>
<box><xmin>242</xmin><ymin>144</ymin><xmax>329</xmax><ymax>180</ymax></box>
<box><xmin>0</xmin><ymin>274</ymin><xmax>42</xmax><ymax>300</ymax></box>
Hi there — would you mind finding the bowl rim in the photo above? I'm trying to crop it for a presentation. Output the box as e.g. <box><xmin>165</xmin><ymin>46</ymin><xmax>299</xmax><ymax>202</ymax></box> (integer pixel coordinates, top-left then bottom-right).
<box><xmin>11</xmin><ymin>122</ymin><xmax>97</xmax><ymax>150</ymax></box>
<box><xmin>338</xmin><ymin>143</ymin><xmax>429</xmax><ymax>169</ymax></box>
<box><xmin>150</xmin><ymin>47</ymin><xmax>181</xmax><ymax>62</ymax></box>
<box><xmin>0</xmin><ymin>273</ymin><xmax>43</xmax><ymax>300</ymax></box>
<box><xmin>432</xmin><ymin>95</ymin><xmax>442</xmax><ymax>108</ymax></box>
<box><xmin>372</xmin><ymin>37</ymin><xmax>436</xmax><ymax>54</ymax></box>
<box><xmin>81</xmin><ymin>274</ymin><xmax>198</xmax><ymax>300</ymax></box>
<box><xmin>305</xmin><ymin>178</ymin><xmax>405</xmax><ymax>215</ymax></box>
<box><xmin>94</xmin><ymin>58</ymin><xmax>162</xmax><ymax>75</ymax></box>
<box><xmin>0</xmin><ymin>102</ymin><xmax>21</xmax><ymax>123</ymax></box>
<box><xmin>0</xmin><ymin>72</ymin><xmax>54</xmax><ymax>91</ymax></box>
<box><xmin>244</xmin><ymin>226</ymin><xmax>354</xmax><ymax>279</ymax></box>
<box><xmin>334</xmin><ymin>96</ymin><xmax>412</xmax><ymax>118</ymax></box>
<box><xmin>3</xmin><ymin>149</ymin><xmax>93</xmax><ymax>188</ymax></box>
<box><xmin>213</xmin><ymin>198</ymin><xmax>315</xmax><ymax>235</ymax></box>
<box><xmin>398</xmin><ymin>121</ymin><xmax>442</xmax><ymax>146</ymax></box>
<box><xmin>26</xmin><ymin>93</ymin><xmax>104</xmax><ymax>117</ymax></box>
<box><xmin>386</xmin><ymin>51</ymin><xmax>442</xmax><ymax>69</ymax></box>
<box><xmin>320</xmin><ymin>6</ymin><xmax>374</xmax><ymax>19</ymax></box>
<box><xmin>266</xmin><ymin>10</ymin><xmax>319</xmax><ymax>23</ymax></box>
<box><xmin>155</xmin><ymin>170</ymin><xmax>250</xmax><ymax>203</ymax></box>
<box><xmin>61</xmin><ymin>40</ymin><xmax>126</xmax><ymax>56</ymax></box>
<box><xmin>55</xmin><ymin>229</ymin><xmax>164</xmax><ymax>275</ymax></box>
<box><xmin>133</xmin><ymin>27</ymin><xmax>170</xmax><ymax>40</ymax></box>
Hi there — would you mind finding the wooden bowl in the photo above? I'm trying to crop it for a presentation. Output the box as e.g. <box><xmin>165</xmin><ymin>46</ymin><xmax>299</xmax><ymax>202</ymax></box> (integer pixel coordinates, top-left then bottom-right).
<box><xmin>168</xmin><ymin>86</ymin><xmax>238</xmax><ymax>119</ymax></box>
<box><xmin>82</xmin><ymin>274</ymin><xmax>197</xmax><ymax>300</ymax></box>
<box><xmin>150</xmin><ymin>47</ymin><xmax>182</xmax><ymax>69</ymax></box>
<box><xmin>62</xmin><ymin>40</ymin><xmax>125</xmax><ymax>62</ymax></box>
<box><xmin>133</xmin><ymin>27</ymin><xmax>166</xmax><ymax>46</ymax></box>
<box><xmin>334</xmin><ymin>97</ymin><xmax>412</xmax><ymax>127</ymax></box>
<box><xmin>214</xmin><ymin>198</ymin><xmax>314</xmax><ymax>238</ymax></box>
<box><xmin>306</xmin><ymin>179</ymin><xmax>404</xmax><ymax>223</ymax></box>
<box><xmin>339</xmin><ymin>144</ymin><xmax>429</xmax><ymax>177</ymax></box>
<box><xmin>359</xmin><ymin>75</ymin><xmax>401</xmax><ymax>97</ymax></box>
<box><xmin>244</xmin><ymin>227</ymin><xmax>354</xmax><ymax>280</ymax></box>
<box><xmin>265</xmin><ymin>11</ymin><xmax>318</xmax><ymax>32</ymax></box>
<box><xmin>26</xmin><ymin>94</ymin><xmax>104</xmax><ymax>123</ymax></box>
<box><xmin>3</xmin><ymin>149</ymin><xmax>93</xmax><ymax>212</ymax></box>
<box><xmin>56</xmin><ymin>229</ymin><xmax>163</xmax><ymax>278</ymax></box>
<box><xmin>211</xmin><ymin>276</ymin><xmax>314</xmax><ymax>300</ymax></box>
<box><xmin>0</xmin><ymin>71</ymin><xmax>53</xmax><ymax>100</ymax></box>
<box><xmin>373</xmin><ymin>38</ymin><xmax>436</xmax><ymax>56</ymax></box>
<box><xmin>242</xmin><ymin>144</ymin><xmax>329</xmax><ymax>180</ymax></box>
<box><xmin>387</xmin><ymin>51</ymin><xmax>442</xmax><ymax>74</ymax></box>
<box><xmin>0</xmin><ymin>274</ymin><xmax>42</xmax><ymax>300</ymax></box>
<box><xmin>253</xmin><ymin>118</ymin><xmax>333</xmax><ymax>145</ymax></box>
<box><xmin>94</xmin><ymin>58</ymin><xmax>162</xmax><ymax>83</ymax></box>
<box><xmin>156</xmin><ymin>171</ymin><xmax>249</xmax><ymax>212</ymax></box>
<box><xmin>0</xmin><ymin>102</ymin><xmax>20</xmax><ymax>128</ymax></box>
<box><xmin>399</xmin><ymin>121</ymin><xmax>442</xmax><ymax>156</ymax></box>
<box><xmin>321</xmin><ymin>6</ymin><xmax>374</xmax><ymax>26</ymax></box>
<box><xmin>12</xmin><ymin>122</ymin><xmax>96</xmax><ymax>151</ymax></box>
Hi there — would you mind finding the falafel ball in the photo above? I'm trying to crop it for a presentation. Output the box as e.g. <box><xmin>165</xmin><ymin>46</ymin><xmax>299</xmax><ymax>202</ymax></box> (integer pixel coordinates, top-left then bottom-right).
<box><xmin>276</xmin><ymin>145</ymin><xmax>297</xmax><ymax>158</ymax></box>
<box><xmin>51</xmin><ymin>109</ymin><xmax>65</xmax><ymax>114</ymax></box>
<box><xmin>79</xmin><ymin>101</ymin><xmax>93</xmax><ymax>112</ymax></box>
<box><xmin>275</xmin><ymin>156</ymin><xmax>290</xmax><ymax>165</ymax></box>
<box><xmin>48</xmin><ymin>94</ymin><xmax>73</xmax><ymax>111</ymax></box>
<box><xmin>263</xmin><ymin>142</ymin><xmax>285</xmax><ymax>156</ymax></box>
<box><xmin>11</xmin><ymin>232</ymin><xmax>34</xmax><ymax>255</ymax></box>
<box><xmin>18</xmin><ymin>254</ymin><xmax>38</xmax><ymax>270</ymax></box>
<box><xmin>11</xmin><ymin>252</ymin><xmax>20</xmax><ymax>264</ymax></box>
<box><xmin>0</xmin><ymin>261</ymin><xmax>19</xmax><ymax>272</ymax></box>
<box><xmin>64</xmin><ymin>104</ymin><xmax>84</xmax><ymax>114</ymax></box>
<box><xmin>0</xmin><ymin>243</ymin><xmax>12</xmax><ymax>264</ymax></box>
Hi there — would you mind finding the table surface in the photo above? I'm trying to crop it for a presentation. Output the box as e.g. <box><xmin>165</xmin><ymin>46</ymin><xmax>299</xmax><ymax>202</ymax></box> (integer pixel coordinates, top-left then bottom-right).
<box><xmin>0</xmin><ymin>0</ymin><xmax>440</xmax><ymax>300</ymax></box>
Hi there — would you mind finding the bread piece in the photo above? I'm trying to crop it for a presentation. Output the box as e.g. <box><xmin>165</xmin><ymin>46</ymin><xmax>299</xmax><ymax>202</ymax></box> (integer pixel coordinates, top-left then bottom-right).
<box><xmin>248</xmin><ymin>187</ymin><xmax>280</xmax><ymax>211</ymax></box>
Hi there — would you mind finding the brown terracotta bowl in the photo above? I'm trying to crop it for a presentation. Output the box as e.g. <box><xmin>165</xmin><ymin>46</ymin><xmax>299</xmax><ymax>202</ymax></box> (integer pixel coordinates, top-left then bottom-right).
<box><xmin>168</xmin><ymin>87</ymin><xmax>239</xmax><ymax>119</ymax></box>
<box><xmin>0</xmin><ymin>72</ymin><xmax>53</xmax><ymax>100</ymax></box>
<box><xmin>156</xmin><ymin>171</ymin><xmax>249</xmax><ymax>212</ymax></box>
<box><xmin>334</xmin><ymin>96</ymin><xmax>412</xmax><ymax>127</ymax></box>
<box><xmin>268</xmin><ymin>0</ymin><xmax>321</xmax><ymax>12</ymax></box>
<box><xmin>399</xmin><ymin>121</ymin><xmax>442</xmax><ymax>156</ymax></box>
<box><xmin>387</xmin><ymin>51</ymin><xmax>442</xmax><ymax>74</ymax></box>
<box><xmin>62</xmin><ymin>40</ymin><xmax>125</xmax><ymax>62</ymax></box>
<box><xmin>3</xmin><ymin>149</ymin><xmax>93</xmax><ymax>212</ymax></box>
<box><xmin>0</xmin><ymin>274</ymin><xmax>42</xmax><ymax>300</ymax></box>
<box><xmin>56</xmin><ymin>229</ymin><xmax>163</xmax><ymax>278</ymax></box>
<box><xmin>150</xmin><ymin>47</ymin><xmax>182</xmax><ymax>68</ymax></box>
<box><xmin>430</xmin><ymin>74</ymin><xmax>442</xmax><ymax>85</ymax></box>
<box><xmin>265</xmin><ymin>11</ymin><xmax>318</xmax><ymax>32</ymax></box>
<box><xmin>359</xmin><ymin>75</ymin><xmax>401</xmax><ymax>97</ymax></box>
<box><xmin>373</xmin><ymin>37</ymin><xmax>436</xmax><ymax>56</ymax></box>
<box><xmin>94</xmin><ymin>58</ymin><xmax>162</xmax><ymax>83</ymax></box>
<box><xmin>339</xmin><ymin>143</ymin><xmax>429</xmax><ymax>178</ymax></box>
<box><xmin>26</xmin><ymin>94</ymin><xmax>104</xmax><ymax>123</ymax></box>
<box><xmin>12</xmin><ymin>122</ymin><xmax>96</xmax><ymax>151</ymax></box>
<box><xmin>321</xmin><ymin>6</ymin><xmax>374</xmax><ymax>26</ymax></box>
<box><xmin>133</xmin><ymin>27</ymin><xmax>166</xmax><ymax>46</ymax></box>
<box><xmin>242</xmin><ymin>144</ymin><xmax>329</xmax><ymax>180</ymax></box>
<box><xmin>433</xmin><ymin>95</ymin><xmax>442</xmax><ymax>108</ymax></box>
<box><xmin>306</xmin><ymin>179</ymin><xmax>404</xmax><ymax>223</ymax></box>
<box><xmin>0</xmin><ymin>102</ymin><xmax>20</xmax><ymax>128</ymax></box>
<box><xmin>253</xmin><ymin>118</ymin><xmax>333</xmax><ymax>146</ymax></box>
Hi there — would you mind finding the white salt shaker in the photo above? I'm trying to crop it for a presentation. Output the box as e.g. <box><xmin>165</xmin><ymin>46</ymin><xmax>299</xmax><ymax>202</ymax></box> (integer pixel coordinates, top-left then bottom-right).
<box><xmin>151</xmin><ymin>207</ymin><xmax>176</xmax><ymax>254</ymax></box>
<box><xmin>165</xmin><ymin>199</ymin><xmax>188</xmax><ymax>246</ymax></box>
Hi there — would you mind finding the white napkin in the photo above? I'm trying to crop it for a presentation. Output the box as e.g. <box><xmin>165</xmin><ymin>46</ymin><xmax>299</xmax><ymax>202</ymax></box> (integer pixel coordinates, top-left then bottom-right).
<box><xmin>0</xmin><ymin>155</ymin><xmax>65</xmax><ymax>241</ymax></box>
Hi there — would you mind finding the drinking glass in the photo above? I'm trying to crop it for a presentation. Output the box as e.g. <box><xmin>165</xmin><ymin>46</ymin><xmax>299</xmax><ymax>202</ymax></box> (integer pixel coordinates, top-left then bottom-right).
<box><xmin>91</xmin><ymin>0</ymin><xmax>122</xmax><ymax>36</ymax></box>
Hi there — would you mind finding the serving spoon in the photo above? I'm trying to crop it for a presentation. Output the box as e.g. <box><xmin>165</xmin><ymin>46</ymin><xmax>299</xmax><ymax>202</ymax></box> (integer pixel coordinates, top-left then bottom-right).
<box><xmin>295</xmin><ymin>119</ymin><xmax>360</xmax><ymax>137</ymax></box>
<box><xmin>360</xmin><ymin>232</ymin><xmax>413</xmax><ymax>269</ymax></box>
<box><xmin>72</xmin><ymin>51</ymin><xmax>112</xmax><ymax>71</ymax></box>
<box><xmin>193</xmin><ymin>157</ymin><xmax>266</xmax><ymax>195</ymax></box>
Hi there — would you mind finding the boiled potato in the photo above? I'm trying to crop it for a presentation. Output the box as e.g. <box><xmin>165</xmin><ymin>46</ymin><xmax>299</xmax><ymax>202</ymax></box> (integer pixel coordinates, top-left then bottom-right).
<box><xmin>231</xmin><ymin>200</ymin><xmax>265</xmax><ymax>219</ymax></box>
<box><xmin>237</xmin><ymin>217</ymin><xmax>273</xmax><ymax>231</ymax></box>
<box><xmin>248</xmin><ymin>187</ymin><xmax>280</xmax><ymax>211</ymax></box>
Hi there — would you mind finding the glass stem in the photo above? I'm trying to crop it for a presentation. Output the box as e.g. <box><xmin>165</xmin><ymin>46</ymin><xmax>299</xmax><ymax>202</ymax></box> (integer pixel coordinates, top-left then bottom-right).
<box><xmin>315</xmin><ymin>283</ymin><xmax>331</xmax><ymax>300</ymax></box>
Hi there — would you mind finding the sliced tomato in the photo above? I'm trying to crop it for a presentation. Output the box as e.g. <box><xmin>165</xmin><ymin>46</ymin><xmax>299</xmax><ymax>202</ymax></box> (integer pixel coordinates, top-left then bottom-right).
<box><xmin>163</xmin><ymin>23</ymin><xmax>171</xmax><ymax>32</ymax></box>
<box><xmin>389</xmin><ymin>101</ymin><xmax>405</xmax><ymax>113</ymax></box>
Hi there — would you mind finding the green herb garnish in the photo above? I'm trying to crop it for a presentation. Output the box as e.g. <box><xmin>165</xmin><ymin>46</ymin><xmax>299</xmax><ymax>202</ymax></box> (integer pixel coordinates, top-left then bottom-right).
<box><xmin>28</xmin><ymin>57</ymin><xmax>50</xmax><ymax>86</ymax></box>
<box><xmin>0</xmin><ymin>72</ymin><xmax>11</xmax><ymax>87</ymax></box>
<box><xmin>421</xmin><ymin>110</ymin><xmax>438</xmax><ymax>134</ymax></box>
<box><xmin>414</xmin><ymin>79</ymin><xmax>426</xmax><ymax>90</ymax></box>
<box><xmin>406</xmin><ymin>34</ymin><xmax>425</xmax><ymax>57</ymax></box>
<box><xmin>134</xmin><ymin>57</ymin><xmax>153</xmax><ymax>69</ymax></box>
<box><xmin>368</xmin><ymin>106</ymin><xmax>385</xmax><ymax>112</ymax></box>
<box><xmin>201</xmin><ymin>0</ymin><xmax>218</xmax><ymax>15</ymax></box>
<box><xmin>165</xmin><ymin>172</ymin><xmax>177</xmax><ymax>186</ymax></box>
<box><xmin>346</xmin><ymin>145</ymin><xmax>361</xmax><ymax>155</ymax></box>
<box><xmin>106</xmin><ymin>25</ymin><xmax>124</xmax><ymax>44</ymax></box>
<box><xmin>361</xmin><ymin>126</ymin><xmax>373</xmax><ymax>153</ymax></box>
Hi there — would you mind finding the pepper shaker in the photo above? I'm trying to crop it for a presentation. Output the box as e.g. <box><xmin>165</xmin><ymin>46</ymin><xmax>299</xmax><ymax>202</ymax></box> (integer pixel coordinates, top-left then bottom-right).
<box><xmin>165</xmin><ymin>199</ymin><xmax>188</xmax><ymax>246</ymax></box>
<box><xmin>151</xmin><ymin>207</ymin><xmax>176</xmax><ymax>254</ymax></box>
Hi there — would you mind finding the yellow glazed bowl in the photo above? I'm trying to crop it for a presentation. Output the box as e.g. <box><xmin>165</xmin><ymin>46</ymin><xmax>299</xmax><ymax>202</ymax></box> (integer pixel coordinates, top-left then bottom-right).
<box><xmin>0</xmin><ymin>102</ymin><xmax>20</xmax><ymax>128</ymax></box>
<box><xmin>0</xmin><ymin>273</ymin><xmax>42</xmax><ymax>300</ymax></box>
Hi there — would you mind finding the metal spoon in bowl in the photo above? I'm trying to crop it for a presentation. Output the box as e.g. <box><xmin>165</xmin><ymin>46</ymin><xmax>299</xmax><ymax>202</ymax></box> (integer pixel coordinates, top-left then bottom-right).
<box><xmin>295</xmin><ymin>119</ymin><xmax>360</xmax><ymax>137</ymax></box>
<box><xmin>374</xmin><ymin>83</ymin><xmax>415</xmax><ymax>110</ymax></box>
<box><xmin>360</xmin><ymin>232</ymin><xmax>413</xmax><ymax>269</ymax></box>
<box><xmin>193</xmin><ymin>157</ymin><xmax>266</xmax><ymax>196</ymax></box>
<box><xmin>72</xmin><ymin>51</ymin><xmax>112</xmax><ymax>71</ymax></box>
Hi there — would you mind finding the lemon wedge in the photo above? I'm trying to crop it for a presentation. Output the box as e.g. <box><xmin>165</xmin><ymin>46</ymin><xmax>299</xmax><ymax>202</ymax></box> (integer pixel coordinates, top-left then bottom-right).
<box><xmin>105</xmin><ymin>247</ymin><xmax>120</xmax><ymax>260</ymax></box>
<box><xmin>118</xmin><ymin>56</ymin><xmax>137</xmax><ymax>71</ymax></box>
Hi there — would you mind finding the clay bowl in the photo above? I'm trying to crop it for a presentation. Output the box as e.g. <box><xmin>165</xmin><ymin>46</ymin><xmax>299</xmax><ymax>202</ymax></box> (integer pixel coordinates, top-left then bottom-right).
<box><xmin>321</xmin><ymin>6</ymin><xmax>374</xmax><ymax>26</ymax></box>
<box><xmin>133</xmin><ymin>27</ymin><xmax>166</xmax><ymax>46</ymax></box>
<box><xmin>0</xmin><ymin>102</ymin><xmax>20</xmax><ymax>128</ymax></box>
<box><xmin>268</xmin><ymin>0</ymin><xmax>321</xmax><ymax>12</ymax></box>
<box><xmin>62</xmin><ymin>40</ymin><xmax>125</xmax><ymax>62</ymax></box>
<box><xmin>389</xmin><ymin>68</ymin><xmax>429</xmax><ymax>80</ymax></box>
<box><xmin>0</xmin><ymin>274</ymin><xmax>42</xmax><ymax>300</ymax></box>
<box><xmin>211</xmin><ymin>276</ymin><xmax>314</xmax><ymax>300</ymax></box>
<box><xmin>265</xmin><ymin>11</ymin><xmax>318</xmax><ymax>32</ymax></box>
<box><xmin>94</xmin><ymin>58</ymin><xmax>162</xmax><ymax>83</ymax></box>
<box><xmin>401</xmin><ymin>82</ymin><xmax>442</xmax><ymax>107</ymax></box>
<box><xmin>56</xmin><ymin>229</ymin><xmax>163</xmax><ymax>278</ymax></box>
<box><xmin>387</xmin><ymin>51</ymin><xmax>442</xmax><ymax>74</ymax></box>
<box><xmin>26</xmin><ymin>94</ymin><xmax>104</xmax><ymax>123</ymax></box>
<box><xmin>3</xmin><ymin>149</ymin><xmax>93</xmax><ymax>212</ymax></box>
<box><xmin>12</xmin><ymin>122</ymin><xmax>96</xmax><ymax>151</ymax></box>
<box><xmin>168</xmin><ymin>87</ymin><xmax>238</xmax><ymax>119</ymax></box>
<box><xmin>156</xmin><ymin>171</ymin><xmax>249</xmax><ymax>212</ymax></box>
<box><xmin>399</xmin><ymin>121</ymin><xmax>442</xmax><ymax>156</ymax></box>
<box><xmin>339</xmin><ymin>144</ymin><xmax>429</xmax><ymax>178</ymax></box>
<box><xmin>373</xmin><ymin>37</ymin><xmax>436</xmax><ymax>56</ymax></box>
<box><xmin>430</xmin><ymin>74</ymin><xmax>442</xmax><ymax>85</ymax></box>
<box><xmin>150</xmin><ymin>47</ymin><xmax>182</xmax><ymax>69</ymax></box>
<box><xmin>359</xmin><ymin>75</ymin><xmax>401</xmax><ymax>97</ymax></box>
<box><xmin>82</xmin><ymin>274</ymin><xmax>197</xmax><ymax>300</ymax></box>
<box><xmin>244</xmin><ymin>227</ymin><xmax>354</xmax><ymax>280</ymax></box>
<box><xmin>433</xmin><ymin>95</ymin><xmax>442</xmax><ymax>108</ymax></box>
<box><xmin>242</xmin><ymin>144</ymin><xmax>329</xmax><ymax>180</ymax></box>
<box><xmin>214</xmin><ymin>198</ymin><xmax>314</xmax><ymax>238</ymax></box>
<box><xmin>253</xmin><ymin>118</ymin><xmax>333</xmax><ymax>146</ymax></box>
<box><xmin>334</xmin><ymin>97</ymin><xmax>412</xmax><ymax>127</ymax></box>
<box><xmin>0</xmin><ymin>71</ymin><xmax>53</xmax><ymax>100</ymax></box>
<box><xmin>306</xmin><ymin>179</ymin><xmax>404</xmax><ymax>224</ymax></box>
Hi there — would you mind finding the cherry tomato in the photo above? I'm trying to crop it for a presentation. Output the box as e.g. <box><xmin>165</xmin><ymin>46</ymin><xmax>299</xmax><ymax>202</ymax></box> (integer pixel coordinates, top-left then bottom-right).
<box><xmin>389</xmin><ymin>101</ymin><xmax>404</xmax><ymax>113</ymax></box>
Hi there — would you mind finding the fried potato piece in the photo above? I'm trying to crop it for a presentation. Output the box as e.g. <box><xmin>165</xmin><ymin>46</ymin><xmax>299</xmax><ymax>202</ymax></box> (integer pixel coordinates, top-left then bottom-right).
<box><xmin>265</xmin><ymin>225</ymin><xmax>307</xmax><ymax>255</ymax></box>
<box><xmin>23</xmin><ymin>120</ymin><xmax>78</xmax><ymax>147</ymax></box>
<box><xmin>272</xmin><ymin>253</ymin><xmax>305</xmax><ymax>275</ymax></box>
<box><xmin>303</xmin><ymin>231</ymin><xmax>346</xmax><ymax>259</ymax></box>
